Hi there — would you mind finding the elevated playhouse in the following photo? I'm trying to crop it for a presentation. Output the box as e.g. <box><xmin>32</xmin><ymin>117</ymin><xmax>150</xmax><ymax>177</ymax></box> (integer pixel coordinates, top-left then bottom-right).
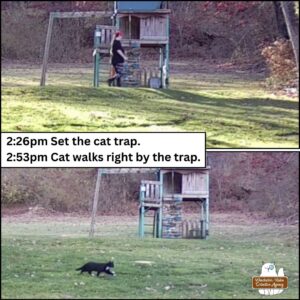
<box><xmin>93</xmin><ymin>1</ymin><xmax>170</xmax><ymax>88</ymax></box>
<box><xmin>40</xmin><ymin>1</ymin><xmax>170</xmax><ymax>88</ymax></box>
<box><xmin>89</xmin><ymin>167</ymin><xmax>210</xmax><ymax>239</ymax></box>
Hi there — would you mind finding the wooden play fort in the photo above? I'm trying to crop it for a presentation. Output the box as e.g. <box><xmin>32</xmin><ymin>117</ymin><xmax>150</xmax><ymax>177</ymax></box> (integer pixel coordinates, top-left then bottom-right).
<box><xmin>40</xmin><ymin>1</ymin><xmax>170</xmax><ymax>88</ymax></box>
<box><xmin>89</xmin><ymin>167</ymin><xmax>210</xmax><ymax>240</ymax></box>
<box><xmin>93</xmin><ymin>1</ymin><xmax>170</xmax><ymax>88</ymax></box>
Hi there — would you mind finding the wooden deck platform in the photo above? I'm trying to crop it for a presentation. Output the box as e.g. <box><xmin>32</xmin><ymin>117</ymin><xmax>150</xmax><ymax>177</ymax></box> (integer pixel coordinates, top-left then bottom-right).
<box><xmin>122</xmin><ymin>39</ymin><xmax>168</xmax><ymax>47</ymax></box>
<box><xmin>117</xmin><ymin>9</ymin><xmax>171</xmax><ymax>15</ymax></box>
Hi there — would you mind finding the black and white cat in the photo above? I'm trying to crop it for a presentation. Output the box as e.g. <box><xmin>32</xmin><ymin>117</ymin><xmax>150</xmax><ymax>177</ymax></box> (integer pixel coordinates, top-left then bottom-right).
<box><xmin>76</xmin><ymin>261</ymin><xmax>115</xmax><ymax>277</ymax></box>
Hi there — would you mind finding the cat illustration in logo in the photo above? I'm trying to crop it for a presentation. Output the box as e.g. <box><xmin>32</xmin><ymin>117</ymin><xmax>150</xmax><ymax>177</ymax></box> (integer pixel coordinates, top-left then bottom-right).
<box><xmin>259</xmin><ymin>262</ymin><xmax>284</xmax><ymax>295</ymax></box>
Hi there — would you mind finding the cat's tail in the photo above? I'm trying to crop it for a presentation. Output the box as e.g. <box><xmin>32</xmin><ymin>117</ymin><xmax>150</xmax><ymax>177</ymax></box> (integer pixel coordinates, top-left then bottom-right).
<box><xmin>76</xmin><ymin>267</ymin><xmax>82</xmax><ymax>271</ymax></box>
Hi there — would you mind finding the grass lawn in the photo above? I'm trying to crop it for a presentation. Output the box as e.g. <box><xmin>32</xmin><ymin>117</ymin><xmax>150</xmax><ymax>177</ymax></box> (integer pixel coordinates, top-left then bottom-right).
<box><xmin>1</xmin><ymin>214</ymin><xmax>299</xmax><ymax>299</ymax></box>
<box><xmin>1</xmin><ymin>63</ymin><xmax>299</xmax><ymax>148</ymax></box>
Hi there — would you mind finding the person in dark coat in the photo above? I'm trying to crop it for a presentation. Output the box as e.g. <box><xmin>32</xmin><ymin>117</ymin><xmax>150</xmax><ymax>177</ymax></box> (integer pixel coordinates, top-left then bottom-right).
<box><xmin>107</xmin><ymin>31</ymin><xmax>128</xmax><ymax>87</ymax></box>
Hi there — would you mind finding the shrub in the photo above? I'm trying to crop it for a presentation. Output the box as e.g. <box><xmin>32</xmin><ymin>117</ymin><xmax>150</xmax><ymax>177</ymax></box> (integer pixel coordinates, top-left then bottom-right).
<box><xmin>1</xmin><ymin>174</ymin><xmax>38</xmax><ymax>206</ymax></box>
<box><xmin>1</xmin><ymin>169</ymin><xmax>154</xmax><ymax>214</ymax></box>
<box><xmin>261</xmin><ymin>39</ymin><xmax>297</xmax><ymax>88</ymax></box>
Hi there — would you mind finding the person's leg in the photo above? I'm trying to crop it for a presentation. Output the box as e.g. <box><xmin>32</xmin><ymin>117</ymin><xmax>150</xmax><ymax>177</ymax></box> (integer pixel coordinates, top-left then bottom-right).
<box><xmin>116</xmin><ymin>77</ymin><xmax>121</xmax><ymax>87</ymax></box>
<box><xmin>110</xmin><ymin>65</ymin><xmax>116</xmax><ymax>78</ymax></box>
<box><xmin>115</xmin><ymin>63</ymin><xmax>124</xmax><ymax>87</ymax></box>
<box><xmin>107</xmin><ymin>65</ymin><xmax>117</xmax><ymax>86</ymax></box>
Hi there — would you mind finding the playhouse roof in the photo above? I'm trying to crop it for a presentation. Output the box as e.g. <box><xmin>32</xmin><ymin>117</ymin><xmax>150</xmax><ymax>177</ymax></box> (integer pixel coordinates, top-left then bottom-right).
<box><xmin>116</xmin><ymin>1</ymin><xmax>163</xmax><ymax>12</ymax></box>
<box><xmin>98</xmin><ymin>167</ymin><xmax>210</xmax><ymax>175</ymax></box>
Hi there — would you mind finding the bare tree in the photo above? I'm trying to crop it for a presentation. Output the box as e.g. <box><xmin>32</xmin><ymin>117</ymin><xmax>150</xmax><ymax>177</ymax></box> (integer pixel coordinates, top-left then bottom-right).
<box><xmin>281</xmin><ymin>1</ymin><xmax>299</xmax><ymax>78</ymax></box>
<box><xmin>273</xmin><ymin>2</ymin><xmax>289</xmax><ymax>38</ymax></box>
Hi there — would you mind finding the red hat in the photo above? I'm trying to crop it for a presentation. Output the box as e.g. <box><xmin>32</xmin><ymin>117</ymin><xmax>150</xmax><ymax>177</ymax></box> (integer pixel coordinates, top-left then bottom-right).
<box><xmin>115</xmin><ymin>31</ymin><xmax>123</xmax><ymax>37</ymax></box>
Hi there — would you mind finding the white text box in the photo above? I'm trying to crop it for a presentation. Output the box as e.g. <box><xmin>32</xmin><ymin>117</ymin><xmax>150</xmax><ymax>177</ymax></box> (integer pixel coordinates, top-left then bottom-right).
<box><xmin>1</xmin><ymin>133</ymin><xmax>206</xmax><ymax>168</ymax></box>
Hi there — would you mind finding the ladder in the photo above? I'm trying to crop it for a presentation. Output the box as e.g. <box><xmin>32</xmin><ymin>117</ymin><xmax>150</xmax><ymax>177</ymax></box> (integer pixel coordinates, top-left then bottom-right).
<box><xmin>139</xmin><ymin>180</ymin><xmax>162</xmax><ymax>238</ymax></box>
<box><xmin>93</xmin><ymin>25</ymin><xmax>116</xmax><ymax>87</ymax></box>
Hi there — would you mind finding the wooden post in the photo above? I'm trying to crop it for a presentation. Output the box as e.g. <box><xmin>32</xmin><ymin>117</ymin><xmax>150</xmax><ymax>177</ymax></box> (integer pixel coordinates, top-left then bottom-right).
<box><xmin>129</xmin><ymin>14</ymin><xmax>132</xmax><ymax>40</ymax></box>
<box><xmin>159</xmin><ymin>47</ymin><xmax>163</xmax><ymax>85</ymax></box>
<box><xmin>143</xmin><ymin>68</ymin><xmax>147</xmax><ymax>87</ymax></box>
<box><xmin>93</xmin><ymin>27</ymin><xmax>101</xmax><ymax>87</ymax></box>
<box><xmin>161</xmin><ymin>47</ymin><xmax>167</xmax><ymax>89</ymax></box>
<box><xmin>200</xmin><ymin>200</ymin><xmax>205</xmax><ymax>239</ymax></box>
<box><xmin>139</xmin><ymin>206</ymin><xmax>145</xmax><ymax>238</ymax></box>
<box><xmin>171</xmin><ymin>170</ymin><xmax>174</xmax><ymax>196</ymax></box>
<box><xmin>150</xmin><ymin>69</ymin><xmax>154</xmax><ymax>79</ymax></box>
<box><xmin>115</xmin><ymin>12</ymin><xmax>120</xmax><ymax>30</ymax></box>
<box><xmin>158</xmin><ymin>172</ymin><xmax>163</xmax><ymax>238</ymax></box>
<box><xmin>153</xmin><ymin>210</ymin><xmax>157</xmax><ymax>237</ymax></box>
<box><xmin>40</xmin><ymin>13</ymin><xmax>55</xmax><ymax>86</ymax></box>
<box><xmin>182</xmin><ymin>220</ymin><xmax>187</xmax><ymax>238</ymax></box>
<box><xmin>89</xmin><ymin>169</ymin><xmax>102</xmax><ymax>237</ymax></box>
<box><xmin>165</xmin><ymin>15</ymin><xmax>170</xmax><ymax>88</ymax></box>
<box><xmin>205</xmin><ymin>171</ymin><xmax>209</xmax><ymax>238</ymax></box>
<box><xmin>200</xmin><ymin>220</ymin><xmax>205</xmax><ymax>239</ymax></box>
<box><xmin>139</xmin><ymin>182</ymin><xmax>145</xmax><ymax>238</ymax></box>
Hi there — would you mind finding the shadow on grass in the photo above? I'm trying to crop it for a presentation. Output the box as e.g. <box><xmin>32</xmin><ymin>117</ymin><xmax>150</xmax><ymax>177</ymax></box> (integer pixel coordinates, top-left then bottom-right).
<box><xmin>143</xmin><ymin>88</ymin><xmax>298</xmax><ymax>110</ymax></box>
<box><xmin>36</xmin><ymin>86</ymin><xmax>298</xmax><ymax>131</ymax></box>
<box><xmin>2</xmin><ymin>85</ymin><xmax>299</xmax><ymax>147</ymax></box>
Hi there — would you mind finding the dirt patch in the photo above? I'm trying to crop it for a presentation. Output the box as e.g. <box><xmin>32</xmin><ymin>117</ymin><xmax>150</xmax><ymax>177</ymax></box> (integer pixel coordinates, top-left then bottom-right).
<box><xmin>1</xmin><ymin>205</ymin><xmax>29</xmax><ymax>216</ymax></box>
<box><xmin>1</xmin><ymin>58</ymin><xmax>265</xmax><ymax>80</ymax></box>
<box><xmin>1</xmin><ymin>207</ymin><xmax>288</xmax><ymax>227</ymax></box>
<box><xmin>141</xmin><ymin>58</ymin><xmax>266</xmax><ymax>81</ymax></box>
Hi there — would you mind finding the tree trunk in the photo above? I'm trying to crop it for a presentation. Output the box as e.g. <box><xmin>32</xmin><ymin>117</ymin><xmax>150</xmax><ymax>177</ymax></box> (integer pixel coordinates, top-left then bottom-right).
<box><xmin>273</xmin><ymin>1</ymin><xmax>289</xmax><ymax>38</ymax></box>
<box><xmin>281</xmin><ymin>1</ymin><xmax>299</xmax><ymax>79</ymax></box>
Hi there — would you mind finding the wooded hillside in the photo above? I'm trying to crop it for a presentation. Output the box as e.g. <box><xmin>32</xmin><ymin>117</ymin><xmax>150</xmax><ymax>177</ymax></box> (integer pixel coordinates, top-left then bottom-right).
<box><xmin>2</xmin><ymin>153</ymin><xmax>298</xmax><ymax>221</ymax></box>
<box><xmin>2</xmin><ymin>1</ymin><xmax>298</xmax><ymax>88</ymax></box>
<box><xmin>0</xmin><ymin>1</ymin><xmax>295</xmax><ymax>62</ymax></box>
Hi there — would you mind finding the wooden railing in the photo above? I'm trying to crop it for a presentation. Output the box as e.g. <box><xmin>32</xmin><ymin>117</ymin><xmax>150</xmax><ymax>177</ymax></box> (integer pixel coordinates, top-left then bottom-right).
<box><xmin>140</xmin><ymin>180</ymin><xmax>162</xmax><ymax>206</ymax></box>
<box><xmin>182</xmin><ymin>220</ymin><xmax>205</xmax><ymax>239</ymax></box>
<box><xmin>95</xmin><ymin>25</ymin><xmax>116</xmax><ymax>51</ymax></box>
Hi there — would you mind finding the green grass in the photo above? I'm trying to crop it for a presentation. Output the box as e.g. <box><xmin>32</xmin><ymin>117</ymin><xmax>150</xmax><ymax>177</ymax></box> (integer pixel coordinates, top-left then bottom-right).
<box><xmin>1</xmin><ymin>216</ymin><xmax>299</xmax><ymax>299</ymax></box>
<box><xmin>1</xmin><ymin>64</ymin><xmax>299</xmax><ymax>148</ymax></box>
